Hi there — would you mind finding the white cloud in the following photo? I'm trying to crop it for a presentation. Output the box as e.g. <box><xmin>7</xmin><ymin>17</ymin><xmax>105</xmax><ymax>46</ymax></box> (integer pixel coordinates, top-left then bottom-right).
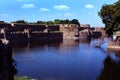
<box><xmin>64</xmin><ymin>13</ymin><xmax>73</xmax><ymax>17</ymax></box>
<box><xmin>40</xmin><ymin>8</ymin><xmax>50</xmax><ymax>11</ymax></box>
<box><xmin>21</xmin><ymin>4</ymin><xmax>35</xmax><ymax>8</ymax></box>
<box><xmin>53</xmin><ymin>5</ymin><xmax>70</xmax><ymax>11</ymax></box>
<box><xmin>85</xmin><ymin>4</ymin><xmax>95</xmax><ymax>9</ymax></box>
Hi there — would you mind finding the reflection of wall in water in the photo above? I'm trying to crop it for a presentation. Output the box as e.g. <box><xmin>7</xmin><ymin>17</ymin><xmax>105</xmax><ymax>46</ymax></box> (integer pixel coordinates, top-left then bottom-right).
<box><xmin>12</xmin><ymin>40</ymin><xmax>79</xmax><ymax>56</ymax></box>
<box><xmin>12</xmin><ymin>41</ymin><xmax>63</xmax><ymax>54</ymax></box>
<box><xmin>78</xmin><ymin>38</ymin><xmax>91</xmax><ymax>45</ymax></box>
<box><xmin>60</xmin><ymin>40</ymin><xmax>79</xmax><ymax>47</ymax></box>
<box><xmin>12</xmin><ymin>40</ymin><xmax>79</xmax><ymax>49</ymax></box>
<box><xmin>12</xmin><ymin>41</ymin><xmax>62</xmax><ymax>48</ymax></box>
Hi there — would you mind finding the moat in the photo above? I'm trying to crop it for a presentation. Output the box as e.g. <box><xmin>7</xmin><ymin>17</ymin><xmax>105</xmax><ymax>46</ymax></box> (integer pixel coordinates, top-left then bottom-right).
<box><xmin>11</xmin><ymin>38</ymin><xmax>120</xmax><ymax>80</ymax></box>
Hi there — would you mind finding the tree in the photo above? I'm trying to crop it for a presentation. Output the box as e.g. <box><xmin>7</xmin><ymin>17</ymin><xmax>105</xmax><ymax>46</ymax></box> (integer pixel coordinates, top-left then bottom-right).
<box><xmin>46</xmin><ymin>21</ymin><xmax>54</xmax><ymax>24</ymax></box>
<box><xmin>70</xmin><ymin>19</ymin><xmax>80</xmax><ymax>26</ymax></box>
<box><xmin>64</xmin><ymin>19</ymin><xmax>70</xmax><ymax>24</ymax></box>
<box><xmin>99</xmin><ymin>0</ymin><xmax>120</xmax><ymax>36</ymax></box>
<box><xmin>36</xmin><ymin>19</ymin><xmax>80</xmax><ymax>25</ymax></box>
<box><xmin>54</xmin><ymin>19</ymin><xmax>80</xmax><ymax>25</ymax></box>
<box><xmin>37</xmin><ymin>21</ymin><xmax>46</xmax><ymax>24</ymax></box>
<box><xmin>11</xmin><ymin>20</ymin><xmax>28</xmax><ymax>24</ymax></box>
<box><xmin>54</xmin><ymin>19</ymin><xmax>62</xmax><ymax>24</ymax></box>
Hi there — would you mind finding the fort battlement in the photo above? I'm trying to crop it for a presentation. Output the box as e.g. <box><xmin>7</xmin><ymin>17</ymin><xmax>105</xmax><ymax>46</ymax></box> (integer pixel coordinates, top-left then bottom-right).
<box><xmin>0</xmin><ymin>23</ymin><xmax>63</xmax><ymax>43</ymax></box>
<box><xmin>0</xmin><ymin>23</ymin><xmax>105</xmax><ymax>43</ymax></box>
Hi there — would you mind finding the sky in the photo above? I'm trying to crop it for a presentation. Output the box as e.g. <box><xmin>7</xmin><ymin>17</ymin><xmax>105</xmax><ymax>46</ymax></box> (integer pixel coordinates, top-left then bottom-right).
<box><xmin>0</xmin><ymin>0</ymin><xmax>118</xmax><ymax>27</ymax></box>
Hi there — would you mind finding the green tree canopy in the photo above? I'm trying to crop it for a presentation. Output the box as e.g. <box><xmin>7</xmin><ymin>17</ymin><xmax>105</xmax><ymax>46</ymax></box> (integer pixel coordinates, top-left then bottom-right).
<box><xmin>37</xmin><ymin>21</ymin><xmax>53</xmax><ymax>24</ymax></box>
<box><xmin>99</xmin><ymin>0</ymin><xmax>120</xmax><ymax>36</ymax></box>
<box><xmin>11</xmin><ymin>19</ymin><xmax>80</xmax><ymax>26</ymax></box>
<box><xmin>37</xmin><ymin>19</ymin><xmax>80</xmax><ymax>25</ymax></box>
<box><xmin>11</xmin><ymin>20</ymin><xmax>28</xmax><ymax>24</ymax></box>
<box><xmin>54</xmin><ymin>19</ymin><xmax>62</xmax><ymax>24</ymax></box>
<box><xmin>70</xmin><ymin>19</ymin><xmax>80</xmax><ymax>26</ymax></box>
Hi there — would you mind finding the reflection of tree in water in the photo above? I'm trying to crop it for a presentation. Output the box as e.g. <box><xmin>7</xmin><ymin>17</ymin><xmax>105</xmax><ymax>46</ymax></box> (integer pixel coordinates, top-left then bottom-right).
<box><xmin>0</xmin><ymin>43</ymin><xmax>17</xmax><ymax>80</ymax></box>
<box><xmin>97</xmin><ymin>56</ymin><xmax>120</xmax><ymax>80</ymax></box>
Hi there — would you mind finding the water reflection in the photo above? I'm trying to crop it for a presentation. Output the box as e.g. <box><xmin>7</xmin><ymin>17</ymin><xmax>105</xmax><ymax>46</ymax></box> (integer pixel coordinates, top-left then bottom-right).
<box><xmin>0</xmin><ymin>44</ymin><xmax>17</xmax><ymax>80</ymax></box>
<box><xmin>78</xmin><ymin>38</ymin><xmax>91</xmax><ymax>45</ymax></box>
<box><xmin>97</xmin><ymin>48</ymin><xmax>120</xmax><ymax>80</ymax></box>
<box><xmin>12</xmin><ymin>38</ymin><xmax>92</xmax><ymax>56</ymax></box>
<box><xmin>107</xmin><ymin>48</ymin><xmax>120</xmax><ymax>58</ymax></box>
<box><xmin>13</xmin><ymin>38</ymin><xmax>118</xmax><ymax>80</ymax></box>
<box><xmin>97</xmin><ymin>55</ymin><xmax>120</xmax><ymax>80</ymax></box>
<box><xmin>12</xmin><ymin>38</ymin><xmax>91</xmax><ymax>50</ymax></box>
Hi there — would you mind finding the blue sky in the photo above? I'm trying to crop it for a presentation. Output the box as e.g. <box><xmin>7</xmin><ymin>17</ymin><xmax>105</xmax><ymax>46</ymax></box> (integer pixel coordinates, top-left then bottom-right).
<box><xmin>0</xmin><ymin>0</ymin><xmax>118</xmax><ymax>27</ymax></box>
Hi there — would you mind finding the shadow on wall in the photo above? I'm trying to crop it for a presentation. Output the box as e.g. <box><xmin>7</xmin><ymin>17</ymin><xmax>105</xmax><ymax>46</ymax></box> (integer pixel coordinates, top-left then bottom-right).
<box><xmin>0</xmin><ymin>42</ymin><xmax>17</xmax><ymax>80</ymax></box>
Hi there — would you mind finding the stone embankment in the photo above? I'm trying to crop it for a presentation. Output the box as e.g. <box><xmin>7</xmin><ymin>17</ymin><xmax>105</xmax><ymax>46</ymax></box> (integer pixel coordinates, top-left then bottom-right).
<box><xmin>107</xmin><ymin>31</ymin><xmax>120</xmax><ymax>49</ymax></box>
<box><xmin>107</xmin><ymin>41</ymin><xmax>120</xmax><ymax>49</ymax></box>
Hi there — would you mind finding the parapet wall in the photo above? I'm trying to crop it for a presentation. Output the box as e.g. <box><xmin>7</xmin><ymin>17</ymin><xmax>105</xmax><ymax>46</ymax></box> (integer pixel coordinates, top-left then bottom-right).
<box><xmin>60</xmin><ymin>24</ymin><xmax>79</xmax><ymax>39</ymax></box>
<box><xmin>0</xmin><ymin>23</ymin><xmax>60</xmax><ymax>32</ymax></box>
